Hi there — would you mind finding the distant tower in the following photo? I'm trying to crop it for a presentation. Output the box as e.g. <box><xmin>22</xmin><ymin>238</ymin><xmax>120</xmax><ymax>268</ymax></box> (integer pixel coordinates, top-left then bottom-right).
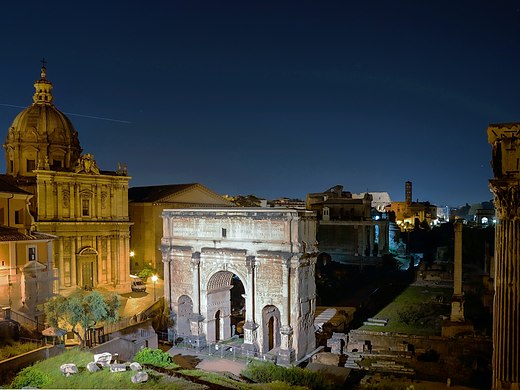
<box><xmin>488</xmin><ymin>122</ymin><xmax>520</xmax><ymax>389</ymax></box>
<box><xmin>405</xmin><ymin>181</ymin><xmax>412</xmax><ymax>214</ymax></box>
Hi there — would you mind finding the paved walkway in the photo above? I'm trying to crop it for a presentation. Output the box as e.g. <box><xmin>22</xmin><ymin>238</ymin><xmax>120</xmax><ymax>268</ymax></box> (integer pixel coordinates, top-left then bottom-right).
<box><xmin>167</xmin><ymin>345</ymin><xmax>247</xmax><ymax>376</ymax></box>
<box><xmin>58</xmin><ymin>278</ymin><xmax>165</xmax><ymax>319</ymax></box>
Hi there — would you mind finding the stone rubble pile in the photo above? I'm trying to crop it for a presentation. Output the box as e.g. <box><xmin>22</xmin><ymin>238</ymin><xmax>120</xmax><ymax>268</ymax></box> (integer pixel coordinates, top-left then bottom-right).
<box><xmin>60</xmin><ymin>363</ymin><xmax>78</xmax><ymax>376</ymax></box>
<box><xmin>60</xmin><ymin>351</ymin><xmax>148</xmax><ymax>383</ymax></box>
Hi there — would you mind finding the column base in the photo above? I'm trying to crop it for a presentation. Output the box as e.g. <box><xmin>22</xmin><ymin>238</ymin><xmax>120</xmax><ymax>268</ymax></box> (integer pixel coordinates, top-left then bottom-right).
<box><xmin>187</xmin><ymin>334</ymin><xmax>207</xmax><ymax>349</ymax></box>
<box><xmin>278</xmin><ymin>325</ymin><xmax>295</xmax><ymax>364</ymax></box>
<box><xmin>189</xmin><ymin>314</ymin><xmax>206</xmax><ymax>348</ymax></box>
<box><xmin>243</xmin><ymin>320</ymin><xmax>259</xmax><ymax>347</ymax></box>
<box><xmin>494</xmin><ymin>380</ymin><xmax>520</xmax><ymax>390</ymax></box>
<box><xmin>277</xmin><ymin>348</ymin><xmax>295</xmax><ymax>365</ymax></box>
<box><xmin>450</xmin><ymin>295</ymin><xmax>465</xmax><ymax>322</ymax></box>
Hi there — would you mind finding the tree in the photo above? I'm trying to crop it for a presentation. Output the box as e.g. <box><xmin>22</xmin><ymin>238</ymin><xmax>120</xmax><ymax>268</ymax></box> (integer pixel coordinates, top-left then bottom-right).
<box><xmin>44</xmin><ymin>290</ymin><xmax>119</xmax><ymax>349</ymax></box>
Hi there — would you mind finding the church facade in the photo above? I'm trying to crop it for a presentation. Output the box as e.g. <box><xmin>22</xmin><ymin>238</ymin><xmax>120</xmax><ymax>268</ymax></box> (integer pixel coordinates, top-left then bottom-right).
<box><xmin>2</xmin><ymin>64</ymin><xmax>131</xmax><ymax>290</ymax></box>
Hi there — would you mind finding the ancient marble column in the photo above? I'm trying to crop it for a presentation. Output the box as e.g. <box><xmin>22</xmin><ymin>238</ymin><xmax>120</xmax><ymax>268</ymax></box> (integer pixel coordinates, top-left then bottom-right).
<box><xmin>160</xmin><ymin>246</ymin><xmax>175</xmax><ymax>343</ymax></box>
<box><xmin>243</xmin><ymin>255</ymin><xmax>259</xmax><ymax>351</ymax></box>
<box><xmin>450</xmin><ymin>221</ymin><xmax>465</xmax><ymax>322</ymax></box>
<box><xmin>160</xmin><ymin>246</ymin><xmax>172</xmax><ymax>311</ymax></box>
<box><xmin>278</xmin><ymin>257</ymin><xmax>295</xmax><ymax>364</ymax></box>
<box><xmin>488</xmin><ymin>123</ymin><xmax>520</xmax><ymax>389</ymax></box>
<box><xmin>189</xmin><ymin>251</ymin><xmax>205</xmax><ymax>347</ymax></box>
<box><xmin>191</xmin><ymin>252</ymin><xmax>201</xmax><ymax>315</ymax></box>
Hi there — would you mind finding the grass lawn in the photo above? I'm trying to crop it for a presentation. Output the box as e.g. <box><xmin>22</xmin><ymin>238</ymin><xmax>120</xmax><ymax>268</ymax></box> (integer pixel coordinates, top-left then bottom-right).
<box><xmin>10</xmin><ymin>348</ymin><xmax>204</xmax><ymax>389</ymax></box>
<box><xmin>359</xmin><ymin>285</ymin><xmax>452</xmax><ymax>336</ymax></box>
<box><xmin>10</xmin><ymin>347</ymin><xmax>326</xmax><ymax>389</ymax></box>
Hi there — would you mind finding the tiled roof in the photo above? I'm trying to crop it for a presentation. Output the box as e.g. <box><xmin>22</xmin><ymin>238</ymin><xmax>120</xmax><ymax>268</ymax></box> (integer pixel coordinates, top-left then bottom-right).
<box><xmin>0</xmin><ymin>226</ymin><xmax>55</xmax><ymax>242</ymax></box>
<box><xmin>0</xmin><ymin>175</ymin><xmax>32</xmax><ymax>195</ymax></box>
<box><xmin>129</xmin><ymin>183</ymin><xmax>198</xmax><ymax>202</ymax></box>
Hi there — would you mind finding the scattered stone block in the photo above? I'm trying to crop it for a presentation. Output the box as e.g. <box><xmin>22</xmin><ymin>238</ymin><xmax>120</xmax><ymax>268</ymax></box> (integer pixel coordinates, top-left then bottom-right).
<box><xmin>129</xmin><ymin>362</ymin><xmax>142</xmax><ymax>371</ymax></box>
<box><xmin>110</xmin><ymin>363</ymin><xmax>127</xmax><ymax>373</ymax></box>
<box><xmin>94</xmin><ymin>352</ymin><xmax>112</xmax><ymax>367</ymax></box>
<box><xmin>327</xmin><ymin>332</ymin><xmax>348</xmax><ymax>355</ymax></box>
<box><xmin>313</xmin><ymin>352</ymin><xmax>340</xmax><ymax>366</ymax></box>
<box><xmin>60</xmin><ymin>363</ymin><xmax>78</xmax><ymax>376</ymax></box>
<box><xmin>131</xmin><ymin>371</ymin><xmax>149</xmax><ymax>383</ymax></box>
<box><xmin>86</xmin><ymin>362</ymin><xmax>100</xmax><ymax>372</ymax></box>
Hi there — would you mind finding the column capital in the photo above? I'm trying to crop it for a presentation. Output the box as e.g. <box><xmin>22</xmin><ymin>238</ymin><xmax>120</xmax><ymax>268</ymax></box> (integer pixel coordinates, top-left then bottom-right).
<box><xmin>243</xmin><ymin>320</ymin><xmax>259</xmax><ymax>331</ymax></box>
<box><xmin>283</xmin><ymin>255</ymin><xmax>299</xmax><ymax>269</ymax></box>
<box><xmin>160</xmin><ymin>245</ymin><xmax>171</xmax><ymax>263</ymax></box>
<box><xmin>489</xmin><ymin>180</ymin><xmax>520</xmax><ymax>220</ymax></box>
<box><xmin>245</xmin><ymin>255</ymin><xmax>256</xmax><ymax>271</ymax></box>
<box><xmin>191</xmin><ymin>251</ymin><xmax>201</xmax><ymax>267</ymax></box>
<box><xmin>280</xmin><ymin>325</ymin><xmax>293</xmax><ymax>336</ymax></box>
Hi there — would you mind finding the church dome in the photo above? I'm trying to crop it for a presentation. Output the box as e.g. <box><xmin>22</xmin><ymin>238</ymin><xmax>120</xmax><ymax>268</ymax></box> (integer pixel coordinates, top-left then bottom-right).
<box><xmin>3</xmin><ymin>63</ymin><xmax>82</xmax><ymax>176</ymax></box>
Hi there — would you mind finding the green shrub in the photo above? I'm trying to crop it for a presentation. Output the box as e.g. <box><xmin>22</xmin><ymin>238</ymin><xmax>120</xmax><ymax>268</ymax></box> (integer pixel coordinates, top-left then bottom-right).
<box><xmin>133</xmin><ymin>347</ymin><xmax>173</xmax><ymax>368</ymax></box>
<box><xmin>241</xmin><ymin>361</ymin><xmax>334</xmax><ymax>390</ymax></box>
<box><xmin>137</xmin><ymin>267</ymin><xmax>156</xmax><ymax>279</ymax></box>
<box><xmin>11</xmin><ymin>366</ymin><xmax>51</xmax><ymax>389</ymax></box>
<box><xmin>0</xmin><ymin>342</ymin><xmax>40</xmax><ymax>361</ymax></box>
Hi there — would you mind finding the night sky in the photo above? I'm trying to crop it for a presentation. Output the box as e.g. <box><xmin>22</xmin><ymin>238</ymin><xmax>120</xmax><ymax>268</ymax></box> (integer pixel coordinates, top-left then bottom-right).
<box><xmin>1</xmin><ymin>1</ymin><xmax>519</xmax><ymax>207</ymax></box>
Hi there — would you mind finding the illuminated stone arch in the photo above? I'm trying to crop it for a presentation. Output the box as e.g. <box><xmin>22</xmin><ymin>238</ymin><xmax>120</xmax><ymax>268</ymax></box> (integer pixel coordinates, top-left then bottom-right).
<box><xmin>162</xmin><ymin>208</ymin><xmax>318</xmax><ymax>364</ymax></box>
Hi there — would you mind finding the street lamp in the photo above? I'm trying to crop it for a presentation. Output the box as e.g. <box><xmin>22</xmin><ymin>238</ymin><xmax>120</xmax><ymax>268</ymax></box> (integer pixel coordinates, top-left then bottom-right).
<box><xmin>129</xmin><ymin>251</ymin><xmax>136</xmax><ymax>273</ymax></box>
<box><xmin>151</xmin><ymin>274</ymin><xmax>158</xmax><ymax>301</ymax></box>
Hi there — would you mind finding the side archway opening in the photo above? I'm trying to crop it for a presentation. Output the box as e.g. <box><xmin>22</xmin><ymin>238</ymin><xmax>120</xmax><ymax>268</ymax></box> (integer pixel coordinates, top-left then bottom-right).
<box><xmin>262</xmin><ymin>305</ymin><xmax>281</xmax><ymax>352</ymax></box>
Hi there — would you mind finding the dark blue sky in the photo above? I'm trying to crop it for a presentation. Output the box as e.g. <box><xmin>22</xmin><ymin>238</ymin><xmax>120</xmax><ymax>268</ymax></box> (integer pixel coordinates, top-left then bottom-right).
<box><xmin>1</xmin><ymin>1</ymin><xmax>519</xmax><ymax>206</ymax></box>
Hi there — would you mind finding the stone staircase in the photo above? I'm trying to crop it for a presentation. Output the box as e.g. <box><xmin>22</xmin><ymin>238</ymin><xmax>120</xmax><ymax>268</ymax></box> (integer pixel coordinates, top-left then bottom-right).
<box><xmin>343</xmin><ymin>352</ymin><xmax>415</xmax><ymax>376</ymax></box>
<box><xmin>345</xmin><ymin>355</ymin><xmax>362</xmax><ymax>369</ymax></box>
<box><xmin>369</xmin><ymin>360</ymin><xmax>415</xmax><ymax>374</ymax></box>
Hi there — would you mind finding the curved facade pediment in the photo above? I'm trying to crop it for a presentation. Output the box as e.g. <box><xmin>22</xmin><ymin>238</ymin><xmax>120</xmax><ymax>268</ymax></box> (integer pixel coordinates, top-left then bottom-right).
<box><xmin>78</xmin><ymin>247</ymin><xmax>98</xmax><ymax>256</ymax></box>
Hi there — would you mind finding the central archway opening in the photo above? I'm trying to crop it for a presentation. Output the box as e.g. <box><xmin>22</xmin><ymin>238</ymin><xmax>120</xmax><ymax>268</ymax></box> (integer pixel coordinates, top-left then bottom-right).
<box><xmin>230</xmin><ymin>274</ymin><xmax>245</xmax><ymax>337</ymax></box>
<box><xmin>206</xmin><ymin>271</ymin><xmax>245</xmax><ymax>343</ymax></box>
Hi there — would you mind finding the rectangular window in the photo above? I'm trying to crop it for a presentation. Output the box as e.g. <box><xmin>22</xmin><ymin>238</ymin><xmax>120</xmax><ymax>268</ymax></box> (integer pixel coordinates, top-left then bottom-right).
<box><xmin>26</xmin><ymin>159</ymin><xmax>36</xmax><ymax>172</ymax></box>
<box><xmin>28</xmin><ymin>246</ymin><xmax>37</xmax><ymax>261</ymax></box>
<box><xmin>222</xmin><ymin>228</ymin><xmax>227</xmax><ymax>238</ymax></box>
<box><xmin>82</xmin><ymin>199</ymin><xmax>90</xmax><ymax>217</ymax></box>
<box><xmin>14</xmin><ymin>210</ymin><xmax>22</xmax><ymax>224</ymax></box>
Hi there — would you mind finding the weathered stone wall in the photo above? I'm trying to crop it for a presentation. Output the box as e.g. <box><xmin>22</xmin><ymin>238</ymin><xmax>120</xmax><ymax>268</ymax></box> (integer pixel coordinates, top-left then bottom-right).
<box><xmin>347</xmin><ymin>329</ymin><xmax>491</xmax><ymax>357</ymax></box>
